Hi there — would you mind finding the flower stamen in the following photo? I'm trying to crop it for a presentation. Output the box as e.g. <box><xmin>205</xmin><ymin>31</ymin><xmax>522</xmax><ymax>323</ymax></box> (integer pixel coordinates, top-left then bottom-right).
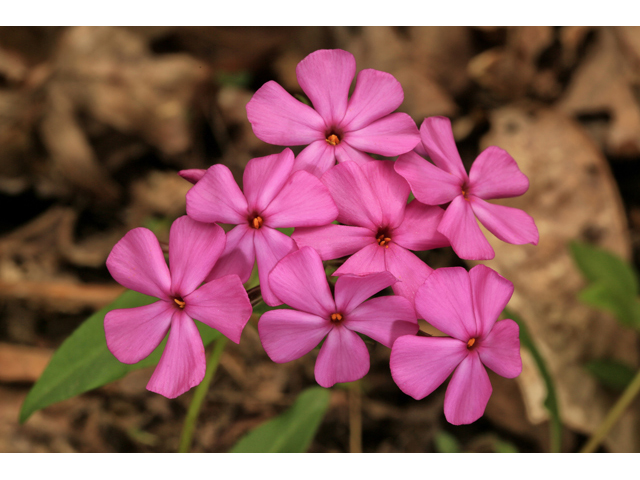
<box><xmin>173</xmin><ymin>298</ymin><xmax>186</xmax><ymax>309</ymax></box>
<box><xmin>251</xmin><ymin>215</ymin><xmax>264</xmax><ymax>229</ymax></box>
<box><xmin>330</xmin><ymin>312</ymin><xmax>343</xmax><ymax>322</ymax></box>
<box><xmin>467</xmin><ymin>338</ymin><xmax>476</xmax><ymax>349</ymax></box>
<box><xmin>376</xmin><ymin>234</ymin><xmax>391</xmax><ymax>248</ymax></box>
<box><xmin>326</xmin><ymin>134</ymin><xmax>340</xmax><ymax>146</ymax></box>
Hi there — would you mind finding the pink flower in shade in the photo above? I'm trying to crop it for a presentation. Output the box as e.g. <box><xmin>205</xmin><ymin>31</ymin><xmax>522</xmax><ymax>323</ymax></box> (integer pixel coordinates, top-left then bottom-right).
<box><xmin>185</xmin><ymin>148</ymin><xmax>338</xmax><ymax>306</ymax></box>
<box><xmin>104</xmin><ymin>216</ymin><xmax>252</xmax><ymax>399</ymax></box>
<box><xmin>292</xmin><ymin>160</ymin><xmax>449</xmax><ymax>304</ymax></box>
<box><xmin>259</xmin><ymin>247</ymin><xmax>418</xmax><ymax>388</ymax></box>
<box><xmin>394</xmin><ymin>116</ymin><xmax>539</xmax><ymax>260</ymax></box>
<box><xmin>246</xmin><ymin>49</ymin><xmax>420</xmax><ymax>178</ymax></box>
<box><xmin>390</xmin><ymin>265</ymin><xmax>522</xmax><ymax>425</ymax></box>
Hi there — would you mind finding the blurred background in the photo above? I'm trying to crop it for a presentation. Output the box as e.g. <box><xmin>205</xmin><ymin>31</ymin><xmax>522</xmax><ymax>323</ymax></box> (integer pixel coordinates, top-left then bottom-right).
<box><xmin>1</xmin><ymin>26</ymin><xmax>639</xmax><ymax>453</ymax></box>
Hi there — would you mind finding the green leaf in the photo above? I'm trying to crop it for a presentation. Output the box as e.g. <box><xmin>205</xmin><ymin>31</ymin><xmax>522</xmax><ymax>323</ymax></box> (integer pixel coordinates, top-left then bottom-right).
<box><xmin>569</xmin><ymin>241</ymin><xmax>639</xmax><ymax>298</ymax></box>
<box><xmin>230</xmin><ymin>386</ymin><xmax>330</xmax><ymax>452</ymax></box>
<box><xmin>585</xmin><ymin>359</ymin><xmax>636</xmax><ymax>391</ymax></box>
<box><xmin>493</xmin><ymin>438</ymin><xmax>519</xmax><ymax>453</ymax></box>
<box><xmin>20</xmin><ymin>290</ymin><xmax>220</xmax><ymax>423</ymax></box>
<box><xmin>579</xmin><ymin>283</ymin><xmax>640</xmax><ymax>330</ymax></box>
<box><xmin>434</xmin><ymin>430</ymin><xmax>461</xmax><ymax>453</ymax></box>
<box><xmin>506</xmin><ymin>309</ymin><xmax>562</xmax><ymax>453</ymax></box>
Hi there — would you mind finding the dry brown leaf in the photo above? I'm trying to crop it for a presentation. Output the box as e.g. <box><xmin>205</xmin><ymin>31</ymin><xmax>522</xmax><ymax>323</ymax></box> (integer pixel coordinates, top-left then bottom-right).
<box><xmin>52</xmin><ymin>26</ymin><xmax>210</xmax><ymax>156</ymax></box>
<box><xmin>559</xmin><ymin>27</ymin><xmax>640</xmax><ymax>157</ymax></box>
<box><xmin>479</xmin><ymin>105</ymin><xmax>638</xmax><ymax>452</ymax></box>
<box><xmin>468</xmin><ymin>27</ymin><xmax>555</xmax><ymax>101</ymax></box>
<box><xmin>0</xmin><ymin>343</ymin><xmax>52</xmax><ymax>383</ymax></box>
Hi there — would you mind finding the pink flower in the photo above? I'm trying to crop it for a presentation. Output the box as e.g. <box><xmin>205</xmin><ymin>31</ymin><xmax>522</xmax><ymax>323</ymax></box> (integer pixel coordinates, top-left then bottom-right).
<box><xmin>390</xmin><ymin>265</ymin><xmax>522</xmax><ymax>425</ymax></box>
<box><xmin>185</xmin><ymin>148</ymin><xmax>338</xmax><ymax>306</ymax></box>
<box><xmin>292</xmin><ymin>160</ymin><xmax>449</xmax><ymax>304</ymax></box>
<box><xmin>395</xmin><ymin>116</ymin><xmax>539</xmax><ymax>260</ymax></box>
<box><xmin>246</xmin><ymin>49</ymin><xmax>420</xmax><ymax>178</ymax></box>
<box><xmin>105</xmin><ymin>216</ymin><xmax>252</xmax><ymax>399</ymax></box>
<box><xmin>259</xmin><ymin>247</ymin><xmax>418</xmax><ymax>387</ymax></box>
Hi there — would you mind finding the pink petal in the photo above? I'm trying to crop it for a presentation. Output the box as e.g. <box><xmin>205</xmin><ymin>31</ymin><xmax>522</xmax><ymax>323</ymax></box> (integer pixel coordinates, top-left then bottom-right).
<box><xmin>478</xmin><ymin>319</ymin><xmax>522</xmax><ymax>378</ymax></box>
<box><xmin>384</xmin><ymin>243</ymin><xmax>433</xmax><ymax>304</ymax></box>
<box><xmin>390</xmin><ymin>335</ymin><xmax>468</xmax><ymax>400</ymax></box>
<box><xmin>186</xmin><ymin>164</ymin><xmax>248</xmax><ymax>225</ymax></box>
<box><xmin>296</xmin><ymin>49</ymin><xmax>355</xmax><ymax>127</ymax></box>
<box><xmin>262</xmin><ymin>170</ymin><xmax>338</xmax><ymax>228</ymax></box>
<box><xmin>360</xmin><ymin>160</ymin><xmax>410</xmax><ymax>230</ymax></box>
<box><xmin>314</xmin><ymin>325</ymin><xmax>370</xmax><ymax>388</ymax></box>
<box><xmin>254</xmin><ymin>227</ymin><xmax>298</xmax><ymax>306</ymax></box>
<box><xmin>334</xmin><ymin>142</ymin><xmax>378</xmax><ymax>165</ymax></box>
<box><xmin>468</xmin><ymin>146</ymin><xmax>529</xmax><ymax>199</ymax></box>
<box><xmin>334</xmin><ymin>242</ymin><xmax>386</xmax><ymax>276</ymax></box>
<box><xmin>206</xmin><ymin>224</ymin><xmax>256</xmax><ymax>283</ymax></box>
<box><xmin>106</xmin><ymin>227</ymin><xmax>171</xmax><ymax>300</ymax></box>
<box><xmin>334</xmin><ymin>271</ymin><xmax>397</xmax><ymax>314</ymax></box>
<box><xmin>470</xmin><ymin>196</ymin><xmax>539</xmax><ymax>246</ymax></box>
<box><xmin>392</xmin><ymin>201</ymin><xmax>450</xmax><ymax>251</ymax></box>
<box><xmin>415</xmin><ymin>266</ymin><xmax>477</xmax><ymax>340</ymax></box>
<box><xmin>292</xmin><ymin>224</ymin><xmax>373</xmax><ymax>260</ymax></box>
<box><xmin>345</xmin><ymin>296</ymin><xmax>418</xmax><ymax>348</ymax></box>
<box><xmin>321</xmin><ymin>161</ymin><xmax>382</xmax><ymax>231</ymax></box>
<box><xmin>184</xmin><ymin>275</ymin><xmax>252</xmax><ymax>344</ymax></box>
<box><xmin>469</xmin><ymin>264</ymin><xmax>514</xmax><ymax>338</ymax></box>
<box><xmin>243</xmin><ymin>149</ymin><xmax>294</xmax><ymax>213</ymax></box>
<box><xmin>293</xmin><ymin>141</ymin><xmax>336</xmax><ymax>178</ymax></box>
<box><xmin>344</xmin><ymin>113</ymin><xmax>420</xmax><ymax>157</ymax></box>
<box><xmin>267</xmin><ymin>246</ymin><xmax>335</xmax><ymax>315</ymax></box>
<box><xmin>419</xmin><ymin>117</ymin><xmax>468</xmax><ymax>181</ymax></box>
<box><xmin>104</xmin><ymin>300</ymin><xmax>173</xmax><ymax>364</ymax></box>
<box><xmin>146</xmin><ymin>311</ymin><xmax>206</xmax><ymax>399</ymax></box>
<box><xmin>178</xmin><ymin>169</ymin><xmax>206</xmax><ymax>184</ymax></box>
<box><xmin>438</xmin><ymin>195</ymin><xmax>495</xmax><ymax>260</ymax></box>
<box><xmin>246</xmin><ymin>80</ymin><xmax>326</xmax><ymax>145</ymax></box>
<box><xmin>169</xmin><ymin>216</ymin><xmax>226</xmax><ymax>297</ymax></box>
<box><xmin>394</xmin><ymin>150</ymin><xmax>462</xmax><ymax>205</ymax></box>
<box><xmin>340</xmin><ymin>69</ymin><xmax>404</xmax><ymax>132</ymax></box>
<box><xmin>258</xmin><ymin>309</ymin><xmax>332</xmax><ymax>363</ymax></box>
<box><xmin>444</xmin><ymin>351</ymin><xmax>492</xmax><ymax>425</ymax></box>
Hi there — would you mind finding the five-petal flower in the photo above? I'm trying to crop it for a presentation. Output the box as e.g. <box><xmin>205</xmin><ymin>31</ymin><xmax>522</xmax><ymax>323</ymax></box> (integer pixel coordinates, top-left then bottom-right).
<box><xmin>293</xmin><ymin>160</ymin><xmax>449</xmax><ymax>304</ymax></box>
<box><xmin>259</xmin><ymin>247</ymin><xmax>418</xmax><ymax>388</ymax></box>
<box><xmin>390</xmin><ymin>265</ymin><xmax>522</xmax><ymax>425</ymax></box>
<box><xmin>395</xmin><ymin>116</ymin><xmax>539</xmax><ymax>260</ymax></box>
<box><xmin>186</xmin><ymin>148</ymin><xmax>338</xmax><ymax>306</ymax></box>
<box><xmin>104</xmin><ymin>215</ymin><xmax>252</xmax><ymax>399</ymax></box>
<box><xmin>246</xmin><ymin>49</ymin><xmax>420</xmax><ymax>177</ymax></box>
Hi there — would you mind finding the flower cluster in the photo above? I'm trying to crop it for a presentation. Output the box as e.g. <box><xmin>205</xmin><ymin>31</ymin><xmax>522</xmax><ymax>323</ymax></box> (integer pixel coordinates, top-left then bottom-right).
<box><xmin>105</xmin><ymin>49</ymin><xmax>537</xmax><ymax>424</ymax></box>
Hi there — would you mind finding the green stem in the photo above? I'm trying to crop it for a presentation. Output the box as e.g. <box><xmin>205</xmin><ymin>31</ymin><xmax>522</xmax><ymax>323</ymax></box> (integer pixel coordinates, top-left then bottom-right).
<box><xmin>178</xmin><ymin>336</ymin><xmax>227</xmax><ymax>453</ymax></box>
<box><xmin>580</xmin><ymin>367</ymin><xmax>640</xmax><ymax>453</ymax></box>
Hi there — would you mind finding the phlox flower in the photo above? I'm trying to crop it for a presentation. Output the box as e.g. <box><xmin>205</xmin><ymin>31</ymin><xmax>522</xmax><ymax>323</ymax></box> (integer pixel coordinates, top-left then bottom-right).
<box><xmin>293</xmin><ymin>160</ymin><xmax>449</xmax><ymax>304</ymax></box>
<box><xmin>390</xmin><ymin>265</ymin><xmax>522</xmax><ymax>425</ymax></box>
<box><xmin>185</xmin><ymin>148</ymin><xmax>338</xmax><ymax>306</ymax></box>
<box><xmin>105</xmin><ymin>216</ymin><xmax>252</xmax><ymax>399</ymax></box>
<box><xmin>259</xmin><ymin>247</ymin><xmax>418</xmax><ymax>388</ymax></box>
<box><xmin>246</xmin><ymin>49</ymin><xmax>420</xmax><ymax>178</ymax></box>
<box><xmin>395</xmin><ymin>116</ymin><xmax>539</xmax><ymax>260</ymax></box>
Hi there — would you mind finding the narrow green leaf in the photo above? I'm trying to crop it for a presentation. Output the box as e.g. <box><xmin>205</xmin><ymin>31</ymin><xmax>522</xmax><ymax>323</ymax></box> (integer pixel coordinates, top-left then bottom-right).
<box><xmin>20</xmin><ymin>290</ymin><xmax>220</xmax><ymax>423</ymax></box>
<box><xmin>230</xmin><ymin>386</ymin><xmax>330</xmax><ymax>453</ymax></box>
<box><xmin>506</xmin><ymin>309</ymin><xmax>562</xmax><ymax>453</ymax></box>
<box><xmin>578</xmin><ymin>283</ymin><xmax>640</xmax><ymax>330</ymax></box>
<box><xmin>433</xmin><ymin>430</ymin><xmax>461</xmax><ymax>453</ymax></box>
<box><xmin>569</xmin><ymin>241</ymin><xmax>639</xmax><ymax>298</ymax></box>
<box><xmin>585</xmin><ymin>359</ymin><xmax>636</xmax><ymax>391</ymax></box>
